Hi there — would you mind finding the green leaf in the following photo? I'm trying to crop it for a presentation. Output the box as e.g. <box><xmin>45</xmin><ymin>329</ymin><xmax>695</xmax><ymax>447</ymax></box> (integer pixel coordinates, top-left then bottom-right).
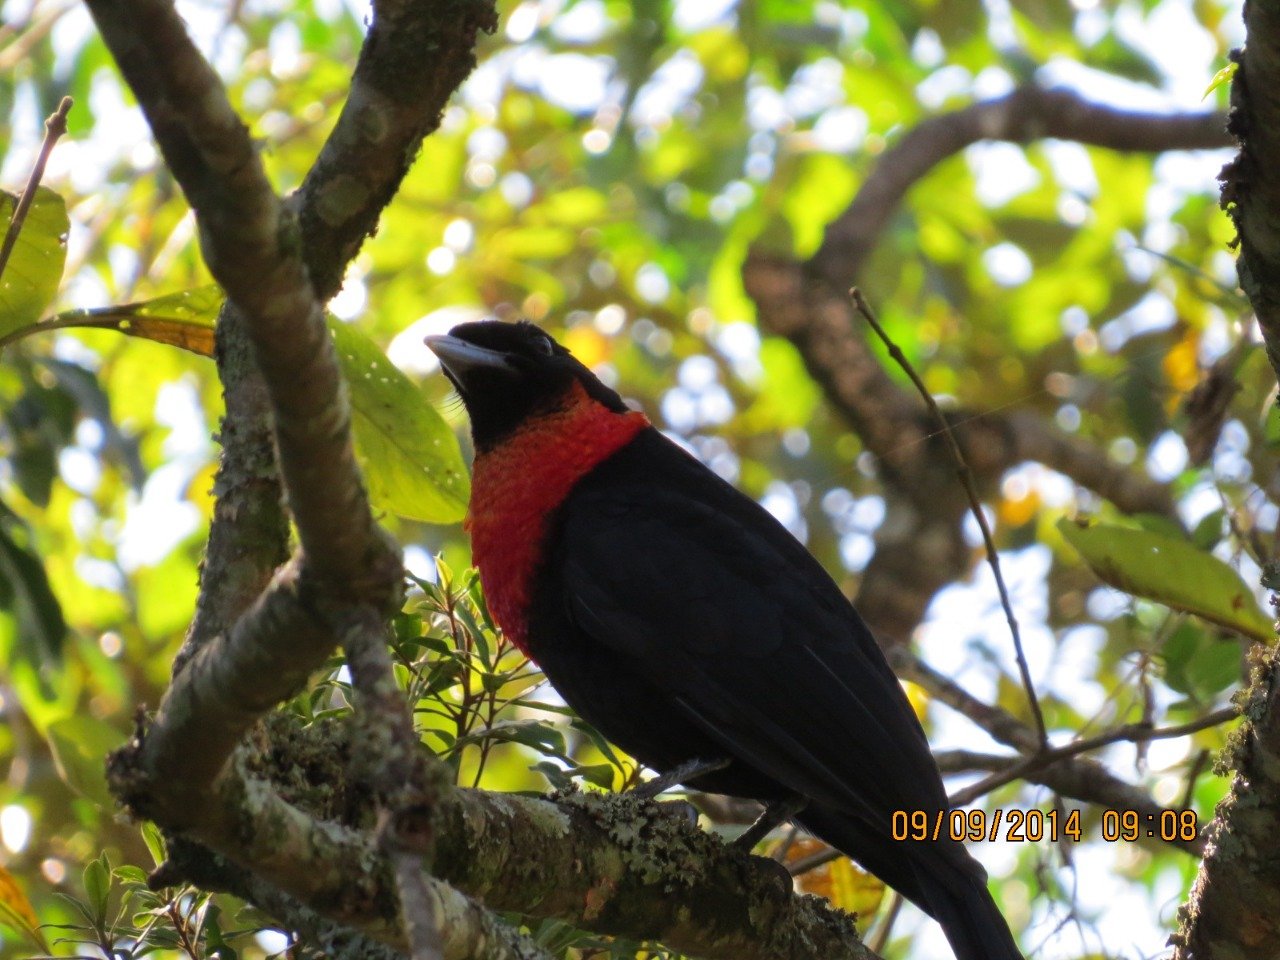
<box><xmin>113</xmin><ymin>865</ymin><xmax>149</xmax><ymax>887</ymax></box>
<box><xmin>0</xmin><ymin>862</ymin><xmax>49</xmax><ymax>955</ymax></box>
<box><xmin>463</xmin><ymin>718</ymin><xmax>566</xmax><ymax>755</ymax></box>
<box><xmin>46</xmin><ymin>715</ymin><xmax>125</xmax><ymax>808</ymax></box>
<box><xmin>1204</xmin><ymin>61</ymin><xmax>1238</xmax><ymax>99</ymax></box>
<box><xmin>0</xmin><ymin>502</ymin><xmax>66</xmax><ymax>666</ymax></box>
<box><xmin>576</xmin><ymin>762</ymin><xmax>619</xmax><ymax>789</ymax></box>
<box><xmin>141</xmin><ymin>822</ymin><xmax>167</xmax><ymax>869</ymax></box>
<box><xmin>329</xmin><ymin>318</ymin><xmax>470</xmax><ymax>524</ymax></box>
<box><xmin>82</xmin><ymin>852</ymin><xmax>111</xmax><ymax>922</ymax></box>
<box><xmin>0</xmin><ymin>187</ymin><xmax>68</xmax><ymax>337</ymax></box>
<box><xmin>1191</xmin><ymin>509</ymin><xmax>1225</xmax><ymax>551</ymax></box>
<box><xmin>1057</xmin><ymin>517</ymin><xmax>1274</xmax><ymax>642</ymax></box>
<box><xmin>47</xmin><ymin>298</ymin><xmax>476</xmax><ymax>522</ymax></box>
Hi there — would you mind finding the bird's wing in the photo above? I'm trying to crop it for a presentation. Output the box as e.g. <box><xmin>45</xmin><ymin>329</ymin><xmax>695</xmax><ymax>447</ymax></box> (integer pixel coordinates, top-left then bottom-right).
<box><xmin>556</xmin><ymin>460</ymin><xmax>947</xmax><ymax>819</ymax></box>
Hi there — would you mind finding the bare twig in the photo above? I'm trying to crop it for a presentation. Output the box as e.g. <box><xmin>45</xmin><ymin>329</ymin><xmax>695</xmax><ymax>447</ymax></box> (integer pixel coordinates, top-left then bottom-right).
<box><xmin>0</xmin><ymin>96</ymin><xmax>72</xmax><ymax>282</ymax></box>
<box><xmin>852</xmin><ymin>287</ymin><xmax>1048</xmax><ymax>746</ymax></box>
<box><xmin>1180</xmin><ymin>749</ymin><xmax>1212</xmax><ymax>811</ymax></box>
<box><xmin>894</xmin><ymin>650</ymin><xmax>1205</xmax><ymax>854</ymax></box>
<box><xmin>786</xmin><ymin>845</ymin><xmax>841</xmax><ymax>876</ymax></box>
<box><xmin>866</xmin><ymin>892</ymin><xmax>904</xmax><ymax>956</ymax></box>
<box><xmin>788</xmin><ymin>698</ymin><xmax>1229</xmax><ymax>875</ymax></box>
<box><xmin>946</xmin><ymin>706</ymin><xmax>1238</xmax><ymax>807</ymax></box>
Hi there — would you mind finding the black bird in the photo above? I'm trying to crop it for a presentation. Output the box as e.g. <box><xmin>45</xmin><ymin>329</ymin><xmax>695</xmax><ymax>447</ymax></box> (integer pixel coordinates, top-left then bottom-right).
<box><xmin>427</xmin><ymin>319</ymin><xmax>1023</xmax><ymax>960</ymax></box>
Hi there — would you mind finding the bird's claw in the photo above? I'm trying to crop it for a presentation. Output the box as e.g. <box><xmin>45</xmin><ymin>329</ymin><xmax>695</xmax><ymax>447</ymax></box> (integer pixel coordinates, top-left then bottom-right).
<box><xmin>733</xmin><ymin>795</ymin><xmax>808</xmax><ymax>852</ymax></box>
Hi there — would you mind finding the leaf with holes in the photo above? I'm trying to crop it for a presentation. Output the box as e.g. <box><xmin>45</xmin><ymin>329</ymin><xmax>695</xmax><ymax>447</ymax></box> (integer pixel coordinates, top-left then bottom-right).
<box><xmin>330</xmin><ymin>317</ymin><xmax>470</xmax><ymax>524</ymax></box>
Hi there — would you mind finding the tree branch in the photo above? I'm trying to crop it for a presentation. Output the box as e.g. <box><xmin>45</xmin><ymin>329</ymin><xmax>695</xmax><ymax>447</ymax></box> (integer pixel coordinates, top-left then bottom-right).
<box><xmin>808</xmin><ymin>86</ymin><xmax>1229</xmax><ymax>289</ymax></box>
<box><xmin>163</xmin><ymin>837</ymin><xmax>549</xmax><ymax>960</ymax></box>
<box><xmin>83</xmin><ymin>2</ymin><xmax>496</xmax><ymax>954</ymax></box>
<box><xmin>1173</xmin><ymin>647</ymin><xmax>1280</xmax><ymax>956</ymax></box>
<box><xmin>123</xmin><ymin>717</ymin><xmax>878</xmax><ymax>960</ymax></box>
<box><xmin>112</xmin><ymin>559</ymin><xmax>331</xmax><ymax>828</ymax></box>
<box><xmin>179</xmin><ymin>0</ymin><xmax>496</xmax><ymax>668</ymax></box>
<box><xmin>86</xmin><ymin>0</ymin><xmax>398</xmax><ymax>600</ymax></box>
<box><xmin>294</xmin><ymin>0</ymin><xmax>497</xmax><ymax>300</ymax></box>
<box><xmin>1220</xmin><ymin>8</ymin><xmax>1280</xmax><ymax>385</ymax></box>
<box><xmin>1174</xmin><ymin>3</ymin><xmax>1280</xmax><ymax>949</ymax></box>
<box><xmin>892</xmin><ymin>649</ymin><xmax>1207</xmax><ymax>855</ymax></box>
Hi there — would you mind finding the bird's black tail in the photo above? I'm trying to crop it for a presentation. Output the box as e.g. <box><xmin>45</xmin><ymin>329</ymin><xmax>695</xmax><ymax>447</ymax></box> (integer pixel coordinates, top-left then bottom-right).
<box><xmin>919</xmin><ymin>868</ymin><xmax>1024</xmax><ymax>960</ymax></box>
<box><xmin>797</xmin><ymin>806</ymin><xmax>1023</xmax><ymax>960</ymax></box>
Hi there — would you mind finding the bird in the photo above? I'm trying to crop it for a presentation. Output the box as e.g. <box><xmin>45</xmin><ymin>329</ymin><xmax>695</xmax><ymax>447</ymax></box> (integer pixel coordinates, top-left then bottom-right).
<box><xmin>426</xmin><ymin>319</ymin><xmax>1023</xmax><ymax>960</ymax></box>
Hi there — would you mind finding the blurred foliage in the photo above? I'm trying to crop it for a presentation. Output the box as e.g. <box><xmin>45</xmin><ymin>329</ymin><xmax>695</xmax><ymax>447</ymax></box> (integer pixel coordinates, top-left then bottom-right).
<box><xmin>0</xmin><ymin>0</ymin><xmax>1266</xmax><ymax>956</ymax></box>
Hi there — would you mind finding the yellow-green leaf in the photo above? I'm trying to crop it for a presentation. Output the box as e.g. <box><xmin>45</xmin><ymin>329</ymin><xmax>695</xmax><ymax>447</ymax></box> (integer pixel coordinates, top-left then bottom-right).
<box><xmin>46</xmin><ymin>715</ymin><xmax>125</xmax><ymax>808</ymax></box>
<box><xmin>5</xmin><ymin>285</ymin><xmax>220</xmax><ymax>356</ymax></box>
<box><xmin>0</xmin><ymin>862</ymin><xmax>48</xmax><ymax>954</ymax></box>
<box><xmin>0</xmin><ymin>187</ymin><xmax>68</xmax><ymax>336</ymax></box>
<box><xmin>1057</xmin><ymin>517</ymin><xmax>1274</xmax><ymax>642</ymax></box>
<box><xmin>329</xmin><ymin>318</ymin><xmax>470</xmax><ymax>524</ymax></box>
<box><xmin>1204</xmin><ymin>61</ymin><xmax>1238</xmax><ymax>99</ymax></box>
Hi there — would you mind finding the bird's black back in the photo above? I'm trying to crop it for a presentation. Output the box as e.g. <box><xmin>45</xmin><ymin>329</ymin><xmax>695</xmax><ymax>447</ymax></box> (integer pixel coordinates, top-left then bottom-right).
<box><xmin>527</xmin><ymin>425</ymin><xmax>949</xmax><ymax>824</ymax></box>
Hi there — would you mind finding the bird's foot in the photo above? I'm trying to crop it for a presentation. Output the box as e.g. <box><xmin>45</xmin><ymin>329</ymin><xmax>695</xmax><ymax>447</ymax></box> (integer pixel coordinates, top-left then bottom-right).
<box><xmin>632</xmin><ymin>757</ymin><xmax>731</xmax><ymax>799</ymax></box>
<box><xmin>733</xmin><ymin>795</ymin><xmax>808</xmax><ymax>852</ymax></box>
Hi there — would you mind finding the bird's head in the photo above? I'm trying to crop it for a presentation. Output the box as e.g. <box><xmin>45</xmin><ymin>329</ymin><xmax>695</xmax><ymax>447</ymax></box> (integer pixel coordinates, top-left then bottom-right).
<box><xmin>426</xmin><ymin>320</ymin><xmax>628</xmax><ymax>450</ymax></box>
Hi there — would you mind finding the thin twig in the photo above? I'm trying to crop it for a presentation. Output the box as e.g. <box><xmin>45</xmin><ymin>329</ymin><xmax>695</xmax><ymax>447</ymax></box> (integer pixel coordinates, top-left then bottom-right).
<box><xmin>0</xmin><ymin>96</ymin><xmax>72</xmax><ymax>282</ymax></box>
<box><xmin>866</xmin><ymin>892</ymin><xmax>904</xmax><ymax>956</ymax></box>
<box><xmin>851</xmin><ymin>287</ymin><xmax>1048</xmax><ymax>746</ymax></box>
<box><xmin>789</xmin><ymin>705</ymin><xmax>1234</xmax><ymax>875</ymax></box>
<box><xmin>1180</xmin><ymin>749</ymin><xmax>1212</xmax><ymax>811</ymax></box>
<box><xmin>771</xmin><ymin>824</ymin><xmax>800</xmax><ymax>862</ymax></box>
<box><xmin>946</xmin><ymin>706</ymin><xmax>1238</xmax><ymax>807</ymax></box>
<box><xmin>787</xmin><ymin>845</ymin><xmax>840</xmax><ymax>876</ymax></box>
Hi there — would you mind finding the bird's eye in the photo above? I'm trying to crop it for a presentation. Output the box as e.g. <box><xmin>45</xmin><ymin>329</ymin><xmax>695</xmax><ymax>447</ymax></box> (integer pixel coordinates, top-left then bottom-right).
<box><xmin>533</xmin><ymin>335</ymin><xmax>555</xmax><ymax>356</ymax></box>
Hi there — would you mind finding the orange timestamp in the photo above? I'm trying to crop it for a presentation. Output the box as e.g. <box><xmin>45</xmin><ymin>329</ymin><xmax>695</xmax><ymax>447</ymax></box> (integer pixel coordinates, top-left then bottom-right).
<box><xmin>890</xmin><ymin>808</ymin><xmax>1200</xmax><ymax>843</ymax></box>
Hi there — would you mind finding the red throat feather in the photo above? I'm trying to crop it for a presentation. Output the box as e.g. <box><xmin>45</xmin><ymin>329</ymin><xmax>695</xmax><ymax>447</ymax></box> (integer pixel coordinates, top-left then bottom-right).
<box><xmin>466</xmin><ymin>380</ymin><xmax>648</xmax><ymax>654</ymax></box>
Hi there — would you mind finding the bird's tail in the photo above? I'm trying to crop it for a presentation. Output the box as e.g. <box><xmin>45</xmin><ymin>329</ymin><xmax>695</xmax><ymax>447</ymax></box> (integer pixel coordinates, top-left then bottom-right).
<box><xmin>918</xmin><ymin>868</ymin><xmax>1024</xmax><ymax>960</ymax></box>
<box><xmin>796</xmin><ymin>806</ymin><xmax>1023</xmax><ymax>960</ymax></box>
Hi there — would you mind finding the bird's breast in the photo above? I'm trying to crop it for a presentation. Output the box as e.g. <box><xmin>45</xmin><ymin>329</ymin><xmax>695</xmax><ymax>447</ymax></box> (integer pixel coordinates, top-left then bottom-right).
<box><xmin>467</xmin><ymin>382</ymin><xmax>648</xmax><ymax>653</ymax></box>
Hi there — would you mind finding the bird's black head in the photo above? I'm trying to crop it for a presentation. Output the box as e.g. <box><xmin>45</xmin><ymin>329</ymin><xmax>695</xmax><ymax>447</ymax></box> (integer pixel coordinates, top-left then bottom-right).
<box><xmin>426</xmin><ymin>320</ymin><xmax>628</xmax><ymax>450</ymax></box>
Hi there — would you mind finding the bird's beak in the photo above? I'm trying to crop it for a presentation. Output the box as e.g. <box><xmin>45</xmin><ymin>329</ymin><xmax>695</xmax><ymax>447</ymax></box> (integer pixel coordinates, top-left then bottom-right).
<box><xmin>424</xmin><ymin>335</ymin><xmax>517</xmax><ymax>377</ymax></box>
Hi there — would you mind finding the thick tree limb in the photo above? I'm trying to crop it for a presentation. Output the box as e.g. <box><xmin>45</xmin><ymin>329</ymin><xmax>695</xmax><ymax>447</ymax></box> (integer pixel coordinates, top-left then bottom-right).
<box><xmin>1172</xmin><ymin>649</ymin><xmax>1280</xmax><ymax>957</ymax></box>
<box><xmin>294</xmin><ymin>0</ymin><xmax>497</xmax><ymax>300</ymax></box>
<box><xmin>1174</xmin><ymin>3</ymin><xmax>1280</xmax><ymax>950</ymax></box>
<box><xmin>120</xmin><ymin>719</ymin><xmax>877</xmax><ymax>960</ymax></box>
<box><xmin>808</xmin><ymin>86</ymin><xmax>1230</xmax><ymax>289</ymax></box>
<box><xmin>156</xmin><ymin>789</ymin><xmax>552</xmax><ymax>960</ymax></box>
<box><xmin>83</xmin><ymin>2</ymin><xmax>501</xmax><ymax>956</ymax></box>
<box><xmin>111</xmin><ymin>559</ymin><xmax>331</xmax><ymax>828</ymax></box>
<box><xmin>1220</xmin><ymin>5</ymin><xmax>1280</xmax><ymax>384</ymax></box>
<box><xmin>181</xmin><ymin>0</ymin><xmax>495</xmax><ymax>668</ymax></box>
<box><xmin>177</xmin><ymin>301</ymin><xmax>289</xmax><ymax>673</ymax></box>
<box><xmin>85</xmin><ymin>0</ymin><xmax>397</xmax><ymax>600</ymax></box>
